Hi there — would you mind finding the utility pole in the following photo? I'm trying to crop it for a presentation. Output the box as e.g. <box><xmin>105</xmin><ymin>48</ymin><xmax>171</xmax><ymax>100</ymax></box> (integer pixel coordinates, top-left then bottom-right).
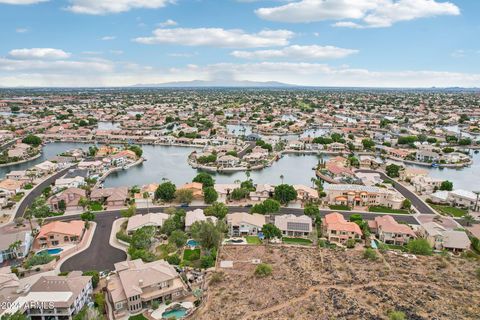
<box><xmin>474</xmin><ymin>191</ymin><xmax>480</xmax><ymax>212</ymax></box>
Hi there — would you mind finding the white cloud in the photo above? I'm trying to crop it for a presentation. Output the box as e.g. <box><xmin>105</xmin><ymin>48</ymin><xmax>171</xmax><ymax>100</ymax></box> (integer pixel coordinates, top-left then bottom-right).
<box><xmin>256</xmin><ymin>0</ymin><xmax>460</xmax><ymax>28</ymax></box>
<box><xmin>101</xmin><ymin>36</ymin><xmax>116</xmax><ymax>41</ymax></box>
<box><xmin>110</xmin><ymin>50</ymin><xmax>124</xmax><ymax>55</ymax></box>
<box><xmin>8</xmin><ymin>48</ymin><xmax>71</xmax><ymax>60</ymax></box>
<box><xmin>0</xmin><ymin>0</ymin><xmax>47</xmax><ymax>4</ymax></box>
<box><xmin>231</xmin><ymin>45</ymin><xmax>358</xmax><ymax>60</ymax></box>
<box><xmin>134</xmin><ymin>28</ymin><xmax>294</xmax><ymax>48</ymax></box>
<box><xmin>157</xmin><ymin>19</ymin><xmax>177</xmax><ymax>27</ymax></box>
<box><xmin>1</xmin><ymin>59</ymin><xmax>480</xmax><ymax>88</ymax></box>
<box><xmin>15</xmin><ymin>28</ymin><xmax>29</xmax><ymax>33</ymax></box>
<box><xmin>66</xmin><ymin>0</ymin><xmax>173</xmax><ymax>15</ymax></box>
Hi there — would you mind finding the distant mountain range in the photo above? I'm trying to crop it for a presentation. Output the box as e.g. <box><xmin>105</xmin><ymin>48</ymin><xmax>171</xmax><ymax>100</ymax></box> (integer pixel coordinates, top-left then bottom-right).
<box><xmin>130</xmin><ymin>80</ymin><xmax>297</xmax><ymax>88</ymax></box>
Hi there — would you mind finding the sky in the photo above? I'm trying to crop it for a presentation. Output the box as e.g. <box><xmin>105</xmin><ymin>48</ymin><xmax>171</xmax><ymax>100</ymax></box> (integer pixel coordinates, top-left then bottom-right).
<box><xmin>0</xmin><ymin>0</ymin><xmax>479</xmax><ymax>87</ymax></box>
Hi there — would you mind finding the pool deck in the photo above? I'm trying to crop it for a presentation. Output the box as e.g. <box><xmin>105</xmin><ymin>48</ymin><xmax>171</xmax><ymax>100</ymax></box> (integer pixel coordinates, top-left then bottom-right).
<box><xmin>150</xmin><ymin>301</ymin><xmax>194</xmax><ymax>320</ymax></box>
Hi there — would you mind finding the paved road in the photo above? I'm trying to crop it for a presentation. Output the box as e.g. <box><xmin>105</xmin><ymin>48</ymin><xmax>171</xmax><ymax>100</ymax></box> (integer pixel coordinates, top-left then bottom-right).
<box><xmin>15</xmin><ymin>166</ymin><xmax>74</xmax><ymax>219</ymax></box>
<box><xmin>356</xmin><ymin>169</ymin><xmax>436</xmax><ymax>214</ymax></box>
<box><xmin>56</xmin><ymin>205</ymin><xmax>419</xmax><ymax>272</ymax></box>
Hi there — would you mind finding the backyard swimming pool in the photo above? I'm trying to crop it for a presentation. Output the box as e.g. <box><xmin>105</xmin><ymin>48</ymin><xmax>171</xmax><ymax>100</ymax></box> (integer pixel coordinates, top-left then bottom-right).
<box><xmin>162</xmin><ymin>307</ymin><xmax>187</xmax><ymax>319</ymax></box>
<box><xmin>36</xmin><ymin>248</ymin><xmax>63</xmax><ymax>256</ymax></box>
<box><xmin>186</xmin><ymin>239</ymin><xmax>199</xmax><ymax>247</ymax></box>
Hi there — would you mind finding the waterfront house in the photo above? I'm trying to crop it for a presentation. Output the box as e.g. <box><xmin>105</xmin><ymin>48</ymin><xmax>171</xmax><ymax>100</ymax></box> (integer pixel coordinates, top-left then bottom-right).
<box><xmin>0</xmin><ymin>231</ymin><xmax>33</xmax><ymax>264</ymax></box>
<box><xmin>185</xmin><ymin>209</ymin><xmax>218</xmax><ymax>231</ymax></box>
<box><xmin>54</xmin><ymin>176</ymin><xmax>86</xmax><ymax>191</ymax></box>
<box><xmin>90</xmin><ymin>187</ymin><xmax>129</xmax><ymax>208</ymax></box>
<box><xmin>213</xmin><ymin>183</ymin><xmax>240</xmax><ymax>203</ymax></box>
<box><xmin>324</xmin><ymin>184</ymin><xmax>404</xmax><ymax>209</ymax></box>
<box><xmin>400</xmin><ymin>167</ymin><xmax>428</xmax><ymax>181</ymax></box>
<box><xmin>416</xmin><ymin>150</ymin><xmax>440</xmax><ymax>163</ymax></box>
<box><xmin>126</xmin><ymin>213</ymin><xmax>169</xmax><ymax>234</ymax></box>
<box><xmin>322</xmin><ymin>212</ymin><xmax>362</xmax><ymax>244</ymax></box>
<box><xmin>34</xmin><ymin>220</ymin><xmax>85</xmax><ymax>249</ymax></box>
<box><xmin>5</xmin><ymin>170</ymin><xmax>31</xmax><ymax>183</ymax></box>
<box><xmin>411</xmin><ymin>175</ymin><xmax>443</xmax><ymax>195</ymax></box>
<box><xmin>249</xmin><ymin>184</ymin><xmax>274</xmax><ymax>202</ymax></box>
<box><xmin>274</xmin><ymin>214</ymin><xmax>312</xmax><ymax>238</ymax></box>
<box><xmin>178</xmin><ymin>182</ymin><xmax>203</xmax><ymax>200</ymax></box>
<box><xmin>217</xmin><ymin>155</ymin><xmax>240</xmax><ymax>167</ymax></box>
<box><xmin>47</xmin><ymin>187</ymin><xmax>87</xmax><ymax>212</ymax></box>
<box><xmin>293</xmin><ymin>185</ymin><xmax>319</xmax><ymax>202</ymax></box>
<box><xmin>107</xmin><ymin>149</ymin><xmax>137</xmax><ymax>166</ymax></box>
<box><xmin>5</xmin><ymin>272</ymin><xmax>93</xmax><ymax>320</ymax></box>
<box><xmin>34</xmin><ymin>160</ymin><xmax>58</xmax><ymax>175</ymax></box>
<box><xmin>78</xmin><ymin>160</ymin><xmax>104</xmax><ymax>173</ymax></box>
<box><xmin>430</xmin><ymin>189</ymin><xmax>478</xmax><ymax>210</ymax></box>
<box><xmin>106</xmin><ymin>259</ymin><xmax>188</xmax><ymax>318</ymax></box>
<box><xmin>368</xmin><ymin>215</ymin><xmax>415</xmax><ymax>245</ymax></box>
<box><xmin>226</xmin><ymin>212</ymin><xmax>265</xmax><ymax>237</ymax></box>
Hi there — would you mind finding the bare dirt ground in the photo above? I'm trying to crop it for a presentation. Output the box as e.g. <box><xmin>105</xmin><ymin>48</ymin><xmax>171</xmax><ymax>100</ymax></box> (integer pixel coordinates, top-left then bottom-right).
<box><xmin>194</xmin><ymin>245</ymin><xmax>480</xmax><ymax>320</ymax></box>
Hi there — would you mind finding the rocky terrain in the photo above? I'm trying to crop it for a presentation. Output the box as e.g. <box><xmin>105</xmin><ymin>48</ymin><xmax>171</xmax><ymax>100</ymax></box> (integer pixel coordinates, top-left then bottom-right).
<box><xmin>194</xmin><ymin>245</ymin><xmax>480</xmax><ymax>320</ymax></box>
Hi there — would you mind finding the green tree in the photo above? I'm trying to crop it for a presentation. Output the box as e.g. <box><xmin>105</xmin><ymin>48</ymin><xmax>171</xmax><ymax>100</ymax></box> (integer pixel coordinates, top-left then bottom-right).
<box><xmin>80</xmin><ymin>211</ymin><xmax>95</xmax><ymax>221</ymax></box>
<box><xmin>230</xmin><ymin>187</ymin><xmax>249</xmax><ymax>200</ymax></box>
<box><xmin>78</xmin><ymin>197</ymin><xmax>89</xmax><ymax>211</ymax></box>
<box><xmin>190</xmin><ymin>220</ymin><xmax>224</xmax><ymax>250</ymax></box>
<box><xmin>155</xmin><ymin>181</ymin><xmax>176</xmax><ymax>202</ymax></box>
<box><xmin>22</xmin><ymin>134</ymin><xmax>42</xmax><ymax>147</ymax></box>
<box><xmin>28</xmin><ymin>197</ymin><xmax>51</xmax><ymax>218</ymax></box>
<box><xmin>204</xmin><ymin>202</ymin><xmax>228</xmax><ymax>219</ymax></box>
<box><xmin>166</xmin><ymin>254</ymin><xmax>181</xmax><ymax>265</ymax></box>
<box><xmin>175</xmin><ymin>189</ymin><xmax>194</xmax><ymax>204</ymax></box>
<box><xmin>193</xmin><ymin>172</ymin><xmax>215</xmax><ymax>188</ymax></box>
<box><xmin>361</xmin><ymin>138</ymin><xmax>375</xmax><ymax>150</ymax></box>
<box><xmin>128</xmin><ymin>145</ymin><xmax>143</xmax><ymax>158</ymax></box>
<box><xmin>386</xmin><ymin>164</ymin><xmax>401</xmax><ymax>178</ymax></box>
<box><xmin>262</xmin><ymin>223</ymin><xmax>282</xmax><ymax>240</ymax></box>
<box><xmin>203</xmin><ymin>187</ymin><xmax>218</xmax><ymax>204</ymax></box>
<box><xmin>407</xmin><ymin>239</ymin><xmax>433</xmax><ymax>255</ymax></box>
<box><xmin>402</xmin><ymin>199</ymin><xmax>412</xmax><ymax>210</ymax></box>
<box><xmin>363</xmin><ymin>248</ymin><xmax>378</xmax><ymax>260</ymax></box>
<box><xmin>82</xmin><ymin>270</ymin><xmax>100</xmax><ymax>288</ymax></box>
<box><xmin>130</xmin><ymin>226</ymin><xmax>155</xmax><ymax>250</ymax></box>
<box><xmin>273</xmin><ymin>184</ymin><xmax>297</xmax><ymax>205</ymax></box>
<box><xmin>121</xmin><ymin>205</ymin><xmax>136</xmax><ymax>218</ymax></box>
<box><xmin>58</xmin><ymin>199</ymin><xmax>66</xmax><ymax>212</ymax></box>
<box><xmin>440</xmin><ymin>180</ymin><xmax>453</xmax><ymax>191</ymax></box>
<box><xmin>0</xmin><ymin>312</ymin><xmax>28</xmax><ymax>320</ymax></box>
<box><xmin>304</xmin><ymin>203</ymin><xmax>320</xmax><ymax>217</ymax></box>
<box><xmin>388</xmin><ymin>310</ymin><xmax>406</xmax><ymax>320</ymax></box>
<box><xmin>169</xmin><ymin>230</ymin><xmax>188</xmax><ymax>248</ymax></box>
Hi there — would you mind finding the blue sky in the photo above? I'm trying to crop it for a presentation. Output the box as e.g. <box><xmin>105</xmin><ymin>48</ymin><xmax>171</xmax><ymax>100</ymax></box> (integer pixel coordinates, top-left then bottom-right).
<box><xmin>0</xmin><ymin>0</ymin><xmax>479</xmax><ymax>87</ymax></box>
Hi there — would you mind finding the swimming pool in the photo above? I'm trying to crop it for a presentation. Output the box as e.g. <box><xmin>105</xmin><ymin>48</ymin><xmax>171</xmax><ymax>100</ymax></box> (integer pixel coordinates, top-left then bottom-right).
<box><xmin>36</xmin><ymin>248</ymin><xmax>63</xmax><ymax>256</ymax></box>
<box><xmin>186</xmin><ymin>239</ymin><xmax>199</xmax><ymax>247</ymax></box>
<box><xmin>162</xmin><ymin>307</ymin><xmax>187</xmax><ymax>319</ymax></box>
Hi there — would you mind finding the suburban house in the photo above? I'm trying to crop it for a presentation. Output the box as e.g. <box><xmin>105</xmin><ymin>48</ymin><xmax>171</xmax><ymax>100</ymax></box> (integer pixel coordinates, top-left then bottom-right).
<box><xmin>0</xmin><ymin>270</ymin><xmax>20</xmax><ymax>306</ymax></box>
<box><xmin>185</xmin><ymin>209</ymin><xmax>218</xmax><ymax>231</ymax></box>
<box><xmin>126</xmin><ymin>213</ymin><xmax>169</xmax><ymax>234</ymax></box>
<box><xmin>430</xmin><ymin>189</ymin><xmax>478</xmax><ymax>210</ymax></box>
<box><xmin>411</xmin><ymin>175</ymin><xmax>443</xmax><ymax>195</ymax></box>
<box><xmin>226</xmin><ymin>212</ymin><xmax>266</xmax><ymax>237</ymax></box>
<box><xmin>213</xmin><ymin>183</ymin><xmax>240</xmax><ymax>203</ymax></box>
<box><xmin>216</xmin><ymin>155</ymin><xmax>240</xmax><ymax>167</ymax></box>
<box><xmin>415</xmin><ymin>150</ymin><xmax>440</xmax><ymax>163</ymax></box>
<box><xmin>34</xmin><ymin>220</ymin><xmax>85</xmax><ymax>249</ymax></box>
<box><xmin>249</xmin><ymin>184</ymin><xmax>274</xmax><ymax>202</ymax></box>
<box><xmin>322</xmin><ymin>212</ymin><xmax>362</xmax><ymax>244</ymax></box>
<box><xmin>0</xmin><ymin>179</ymin><xmax>24</xmax><ymax>196</ymax></box>
<box><xmin>47</xmin><ymin>187</ymin><xmax>87</xmax><ymax>212</ymax></box>
<box><xmin>54</xmin><ymin>176</ymin><xmax>86</xmax><ymax>190</ymax></box>
<box><xmin>324</xmin><ymin>184</ymin><xmax>404</xmax><ymax>209</ymax></box>
<box><xmin>293</xmin><ymin>185</ymin><xmax>319</xmax><ymax>202</ymax></box>
<box><xmin>274</xmin><ymin>214</ymin><xmax>312</xmax><ymax>238</ymax></box>
<box><xmin>107</xmin><ymin>149</ymin><xmax>137</xmax><ymax>166</ymax></box>
<box><xmin>34</xmin><ymin>160</ymin><xmax>58</xmax><ymax>175</ymax></box>
<box><xmin>90</xmin><ymin>187</ymin><xmax>129</xmax><ymax>208</ymax></box>
<box><xmin>418</xmin><ymin>222</ymin><xmax>471</xmax><ymax>252</ymax></box>
<box><xmin>178</xmin><ymin>182</ymin><xmax>203</xmax><ymax>200</ymax></box>
<box><xmin>4</xmin><ymin>272</ymin><xmax>93</xmax><ymax>320</ymax></box>
<box><xmin>368</xmin><ymin>215</ymin><xmax>416</xmax><ymax>245</ymax></box>
<box><xmin>5</xmin><ymin>170</ymin><xmax>31</xmax><ymax>183</ymax></box>
<box><xmin>400</xmin><ymin>167</ymin><xmax>428</xmax><ymax>181</ymax></box>
<box><xmin>106</xmin><ymin>259</ymin><xmax>189</xmax><ymax>318</ymax></box>
<box><xmin>0</xmin><ymin>231</ymin><xmax>33</xmax><ymax>264</ymax></box>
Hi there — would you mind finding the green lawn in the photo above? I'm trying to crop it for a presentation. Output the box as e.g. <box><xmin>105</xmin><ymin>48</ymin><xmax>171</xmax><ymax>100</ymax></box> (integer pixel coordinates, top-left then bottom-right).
<box><xmin>283</xmin><ymin>237</ymin><xmax>312</xmax><ymax>245</ymax></box>
<box><xmin>183</xmin><ymin>248</ymin><xmax>201</xmax><ymax>262</ymax></box>
<box><xmin>329</xmin><ymin>205</ymin><xmax>351</xmax><ymax>211</ymax></box>
<box><xmin>129</xmin><ymin>315</ymin><xmax>147</xmax><ymax>320</ymax></box>
<box><xmin>12</xmin><ymin>193</ymin><xmax>25</xmax><ymax>202</ymax></box>
<box><xmin>432</xmin><ymin>204</ymin><xmax>467</xmax><ymax>217</ymax></box>
<box><xmin>156</xmin><ymin>243</ymin><xmax>177</xmax><ymax>259</ymax></box>
<box><xmin>368</xmin><ymin>206</ymin><xmax>409</xmax><ymax>214</ymax></box>
<box><xmin>246</xmin><ymin>236</ymin><xmax>262</xmax><ymax>244</ymax></box>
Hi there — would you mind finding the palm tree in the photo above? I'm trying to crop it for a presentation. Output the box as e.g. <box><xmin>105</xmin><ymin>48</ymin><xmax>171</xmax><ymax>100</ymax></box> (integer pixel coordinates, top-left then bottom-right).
<box><xmin>143</xmin><ymin>191</ymin><xmax>150</xmax><ymax>213</ymax></box>
<box><xmin>311</xmin><ymin>177</ymin><xmax>317</xmax><ymax>188</ymax></box>
<box><xmin>463</xmin><ymin>213</ymin><xmax>475</xmax><ymax>227</ymax></box>
<box><xmin>280</xmin><ymin>174</ymin><xmax>284</xmax><ymax>184</ymax></box>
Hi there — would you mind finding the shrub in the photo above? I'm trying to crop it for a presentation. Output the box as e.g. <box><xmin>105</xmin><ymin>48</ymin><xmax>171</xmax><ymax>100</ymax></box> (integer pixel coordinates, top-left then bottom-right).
<box><xmin>407</xmin><ymin>239</ymin><xmax>433</xmax><ymax>256</ymax></box>
<box><xmin>166</xmin><ymin>254</ymin><xmax>181</xmax><ymax>266</ymax></box>
<box><xmin>255</xmin><ymin>263</ymin><xmax>272</xmax><ymax>277</ymax></box>
<box><xmin>346</xmin><ymin>238</ymin><xmax>356</xmax><ymax>248</ymax></box>
<box><xmin>209</xmin><ymin>272</ymin><xmax>224</xmax><ymax>285</ymax></box>
<box><xmin>388</xmin><ymin>310</ymin><xmax>406</xmax><ymax>320</ymax></box>
<box><xmin>363</xmin><ymin>248</ymin><xmax>378</xmax><ymax>261</ymax></box>
<box><xmin>24</xmin><ymin>254</ymin><xmax>55</xmax><ymax>268</ymax></box>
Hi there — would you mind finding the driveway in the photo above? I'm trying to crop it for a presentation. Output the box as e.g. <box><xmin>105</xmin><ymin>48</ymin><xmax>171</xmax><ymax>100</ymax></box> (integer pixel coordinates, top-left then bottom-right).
<box><xmin>356</xmin><ymin>169</ymin><xmax>436</xmax><ymax>214</ymax></box>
